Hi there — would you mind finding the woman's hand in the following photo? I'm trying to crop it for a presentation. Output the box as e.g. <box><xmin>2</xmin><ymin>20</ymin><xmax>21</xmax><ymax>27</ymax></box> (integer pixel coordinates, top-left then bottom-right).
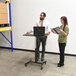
<box><xmin>51</xmin><ymin>29</ymin><xmax>53</xmax><ymax>32</ymax></box>
<box><xmin>59</xmin><ymin>29</ymin><xmax>63</xmax><ymax>33</ymax></box>
<box><xmin>51</xmin><ymin>28</ymin><xmax>55</xmax><ymax>33</ymax></box>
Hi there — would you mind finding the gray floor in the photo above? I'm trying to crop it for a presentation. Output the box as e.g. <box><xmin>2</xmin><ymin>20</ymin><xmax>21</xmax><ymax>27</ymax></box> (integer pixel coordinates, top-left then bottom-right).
<box><xmin>0</xmin><ymin>49</ymin><xmax>76</xmax><ymax>76</ymax></box>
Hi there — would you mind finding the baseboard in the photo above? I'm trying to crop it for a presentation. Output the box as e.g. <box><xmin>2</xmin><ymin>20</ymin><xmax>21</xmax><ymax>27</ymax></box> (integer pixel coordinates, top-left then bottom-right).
<box><xmin>0</xmin><ymin>47</ymin><xmax>76</xmax><ymax>57</ymax></box>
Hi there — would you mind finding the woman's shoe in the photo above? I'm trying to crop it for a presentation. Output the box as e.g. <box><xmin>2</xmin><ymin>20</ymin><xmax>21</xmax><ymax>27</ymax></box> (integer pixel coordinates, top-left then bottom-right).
<box><xmin>57</xmin><ymin>63</ymin><xmax>64</xmax><ymax>67</ymax></box>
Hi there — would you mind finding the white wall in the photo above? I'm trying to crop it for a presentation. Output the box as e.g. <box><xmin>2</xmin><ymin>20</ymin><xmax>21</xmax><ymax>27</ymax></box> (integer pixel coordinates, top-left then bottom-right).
<box><xmin>0</xmin><ymin>0</ymin><xmax>76</xmax><ymax>55</ymax></box>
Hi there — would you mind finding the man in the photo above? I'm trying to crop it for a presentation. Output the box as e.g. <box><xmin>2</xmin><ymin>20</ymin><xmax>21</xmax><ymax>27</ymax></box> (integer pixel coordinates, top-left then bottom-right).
<box><xmin>26</xmin><ymin>12</ymin><xmax>51</xmax><ymax>61</ymax></box>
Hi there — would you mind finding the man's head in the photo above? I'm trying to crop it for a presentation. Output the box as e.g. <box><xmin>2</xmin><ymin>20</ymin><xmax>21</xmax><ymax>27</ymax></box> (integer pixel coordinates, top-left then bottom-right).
<box><xmin>40</xmin><ymin>12</ymin><xmax>46</xmax><ymax>20</ymax></box>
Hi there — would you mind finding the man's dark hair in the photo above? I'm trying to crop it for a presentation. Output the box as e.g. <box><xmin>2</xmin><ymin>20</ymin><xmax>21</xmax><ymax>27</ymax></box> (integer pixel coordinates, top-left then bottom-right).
<box><xmin>41</xmin><ymin>12</ymin><xmax>46</xmax><ymax>17</ymax></box>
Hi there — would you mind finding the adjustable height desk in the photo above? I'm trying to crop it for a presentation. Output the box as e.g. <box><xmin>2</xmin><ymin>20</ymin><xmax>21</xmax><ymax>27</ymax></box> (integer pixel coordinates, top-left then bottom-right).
<box><xmin>23</xmin><ymin>34</ymin><xmax>47</xmax><ymax>70</ymax></box>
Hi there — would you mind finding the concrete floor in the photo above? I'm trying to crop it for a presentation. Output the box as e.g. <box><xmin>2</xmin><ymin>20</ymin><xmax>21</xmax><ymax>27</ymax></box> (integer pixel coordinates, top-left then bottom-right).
<box><xmin>0</xmin><ymin>49</ymin><xmax>76</xmax><ymax>76</ymax></box>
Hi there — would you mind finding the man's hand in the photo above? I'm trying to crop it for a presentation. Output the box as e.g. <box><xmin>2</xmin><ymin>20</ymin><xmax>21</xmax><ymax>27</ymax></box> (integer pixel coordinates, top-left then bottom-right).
<box><xmin>26</xmin><ymin>30</ymin><xmax>33</xmax><ymax>34</ymax></box>
<box><xmin>26</xmin><ymin>32</ymin><xmax>30</xmax><ymax>34</ymax></box>
<box><xmin>45</xmin><ymin>32</ymin><xmax>50</xmax><ymax>36</ymax></box>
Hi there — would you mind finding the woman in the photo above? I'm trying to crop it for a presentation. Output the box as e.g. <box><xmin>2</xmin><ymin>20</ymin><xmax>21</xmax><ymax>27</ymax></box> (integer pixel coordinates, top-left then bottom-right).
<box><xmin>57</xmin><ymin>16</ymin><xmax>69</xmax><ymax>67</ymax></box>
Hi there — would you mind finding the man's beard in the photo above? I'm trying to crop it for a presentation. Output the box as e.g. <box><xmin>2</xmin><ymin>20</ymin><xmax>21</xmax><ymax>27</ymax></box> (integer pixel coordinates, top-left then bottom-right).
<box><xmin>40</xmin><ymin>18</ymin><xmax>44</xmax><ymax>20</ymax></box>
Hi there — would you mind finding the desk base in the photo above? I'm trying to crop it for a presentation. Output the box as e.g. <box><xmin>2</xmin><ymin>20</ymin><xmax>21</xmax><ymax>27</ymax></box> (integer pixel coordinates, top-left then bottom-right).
<box><xmin>25</xmin><ymin>59</ymin><xmax>47</xmax><ymax>70</ymax></box>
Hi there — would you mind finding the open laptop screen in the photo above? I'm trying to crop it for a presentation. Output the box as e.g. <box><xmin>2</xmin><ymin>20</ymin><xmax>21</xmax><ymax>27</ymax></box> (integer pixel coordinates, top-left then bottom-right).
<box><xmin>34</xmin><ymin>27</ymin><xmax>45</xmax><ymax>36</ymax></box>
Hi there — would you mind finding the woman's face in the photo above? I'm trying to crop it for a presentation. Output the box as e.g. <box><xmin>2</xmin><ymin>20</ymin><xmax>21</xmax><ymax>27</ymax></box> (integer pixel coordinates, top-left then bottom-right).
<box><xmin>60</xmin><ymin>19</ymin><xmax>64</xmax><ymax>25</ymax></box>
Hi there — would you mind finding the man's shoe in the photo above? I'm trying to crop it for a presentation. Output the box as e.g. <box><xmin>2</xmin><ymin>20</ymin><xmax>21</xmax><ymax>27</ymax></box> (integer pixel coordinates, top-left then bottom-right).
<box><xmin>41</xmin><ymin>57</ymin><xmax>44</xmax><ymax>61</ymax></box>
<box><xmin>35</xmin><ymin>57</ymin><xmax>39</xmax><ymax>62</ymax></box>
<box><xmin>35</xmin><ymin>51</ymin><xmax>40</xmax><ymax>62</ymax></box>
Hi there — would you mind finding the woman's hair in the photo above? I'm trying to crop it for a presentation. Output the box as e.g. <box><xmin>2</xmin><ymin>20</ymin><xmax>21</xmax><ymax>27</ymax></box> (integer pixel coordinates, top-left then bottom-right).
<box><xmin>61</xmin><ymin>16</ymin><xmax>68</xmax><ymax>30</ymax></box>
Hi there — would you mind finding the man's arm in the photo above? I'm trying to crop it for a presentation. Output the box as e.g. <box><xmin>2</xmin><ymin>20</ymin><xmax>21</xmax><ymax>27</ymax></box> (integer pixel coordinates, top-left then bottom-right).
<box><xmin>26</xmin><ymin>21</ymin><xmax>38</xmax><ymax>34</ymax></box>
<box><xmin>59</xmin><ymin>29</ymin><xmax>68</xmax><ymax>37</ymax></box>
<box><xmin>45</xmin><ymin>22</ymin><xmax>51</xmax><ymax>36</ymax></box>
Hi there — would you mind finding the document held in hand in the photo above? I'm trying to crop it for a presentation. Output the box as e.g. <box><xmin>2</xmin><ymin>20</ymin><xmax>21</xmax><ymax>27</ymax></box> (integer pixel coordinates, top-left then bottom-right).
<box><xmin>51</xmin><ymin>27</ymin><xmax>60</xmax><ymax>34</ymax></box>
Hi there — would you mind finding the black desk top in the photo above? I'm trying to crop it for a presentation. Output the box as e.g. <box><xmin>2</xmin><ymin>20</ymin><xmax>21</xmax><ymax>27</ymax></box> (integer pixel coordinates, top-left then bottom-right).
<box><xmin>23</xmin><ymin>34</ymin><xmax>47</xmax><ymax>37</ymax></box>
<box><xmin>23</xmin><ymin>34</ymin><xmax>34</xmax><ymax>36</ymax></box>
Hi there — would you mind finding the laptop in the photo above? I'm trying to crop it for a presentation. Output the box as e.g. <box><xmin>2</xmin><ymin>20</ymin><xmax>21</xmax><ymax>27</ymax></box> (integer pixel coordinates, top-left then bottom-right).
<box><xmin>34</xmin><ymin>27</ymin><xmax>45</xmax><ymax>36</ymax></box>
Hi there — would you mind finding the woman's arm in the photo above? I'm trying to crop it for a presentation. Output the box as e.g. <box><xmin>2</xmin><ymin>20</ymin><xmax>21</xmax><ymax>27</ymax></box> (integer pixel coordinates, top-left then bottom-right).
<box><xmin>59</xmin><ymin>29</ymin><xmax>68</xmax><ymax>37</ymax></box>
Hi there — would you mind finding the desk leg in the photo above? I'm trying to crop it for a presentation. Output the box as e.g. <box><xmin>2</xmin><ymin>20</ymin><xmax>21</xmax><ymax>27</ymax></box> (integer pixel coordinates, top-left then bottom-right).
<box><xmin>25</xmin><ymin>59</ymin><xmax>32</xmax><ymax>67</ymax></box>
<box><xmin>25</xmin><ymin>59</ymin><xmax>47</xmax><ymax>70</ymax></box>
<box><xmin>25</xmin><ymin>37</ymin><xmax>47</xmax><ymax>70</ymax></box>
